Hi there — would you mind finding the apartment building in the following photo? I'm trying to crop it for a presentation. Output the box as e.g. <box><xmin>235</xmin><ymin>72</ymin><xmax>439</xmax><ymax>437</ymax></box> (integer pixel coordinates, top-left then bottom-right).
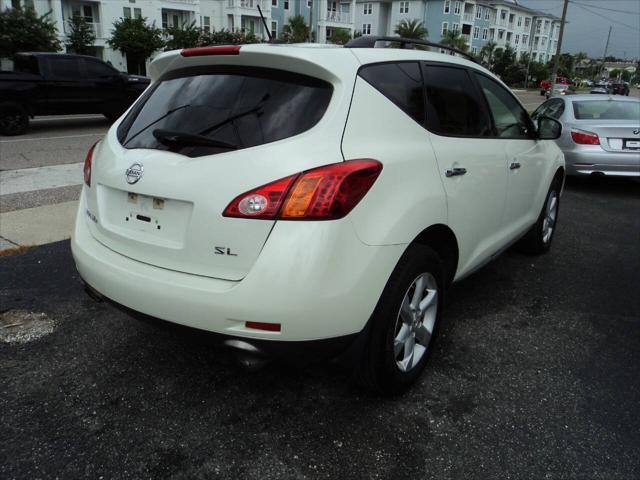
<box><xmin>354</xmin><ymin>0</ymin><xmax>561</xmax><ymax>61</ymax></box>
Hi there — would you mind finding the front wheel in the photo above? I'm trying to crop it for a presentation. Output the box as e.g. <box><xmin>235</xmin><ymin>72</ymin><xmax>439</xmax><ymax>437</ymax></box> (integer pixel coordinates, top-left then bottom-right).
<box><xmin>356</xmin><ymin>245</ymin><xmax>444</xmax><ymax>395</ymax></box>
<box><xmin>0</xmin><ymin>102</ymin><xmax>29</xmax><ymax>136</ymax></box>
<box><xmin>516</xmin><ymin>179</ymin><xmax>561</xmax><ymax>254</ymax></box>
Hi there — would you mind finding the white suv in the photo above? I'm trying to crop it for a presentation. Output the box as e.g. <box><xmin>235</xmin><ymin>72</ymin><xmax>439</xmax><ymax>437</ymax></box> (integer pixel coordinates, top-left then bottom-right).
<box><xmin>72</xmin><ymin>39</ymin><xmax>565</xmax><ymax>393</ymax></box>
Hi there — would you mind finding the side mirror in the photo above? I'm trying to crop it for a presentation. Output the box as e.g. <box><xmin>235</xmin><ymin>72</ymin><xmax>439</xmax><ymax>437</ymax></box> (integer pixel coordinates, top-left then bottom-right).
<box><xmin>537</xmin><ymin>116</ymin><xmax>562</xmax><ymax>140</ymax></box>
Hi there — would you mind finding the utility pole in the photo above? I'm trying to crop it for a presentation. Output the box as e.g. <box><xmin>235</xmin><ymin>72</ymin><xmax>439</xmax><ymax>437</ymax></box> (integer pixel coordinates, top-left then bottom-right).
<box><xmin>308</xmin><ymin>0</ymin><xmax>313</xmax><ymax>42</ymax></box>
<box><xmin>599</xmin><ymin>26</ymin><xmax>612</xmax><ymax>81</ymax></box>
<box><xmin>549</xmin><ymin>0</ymin><xmax>569</xmax><ymax>96</ymax></box>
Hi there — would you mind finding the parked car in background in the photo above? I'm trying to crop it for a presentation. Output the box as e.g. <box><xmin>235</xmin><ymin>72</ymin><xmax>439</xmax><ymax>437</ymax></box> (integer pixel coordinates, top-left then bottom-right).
<box><xmin>532</xmin><ymin>95</ymin><xmax>640</xmax><ymax>177</ymax></box>
<box><xmin>72</xmin><ymin>40</ymin><xmax>565</xmax><ymax>394</ymax></box>
<box><xmin>545</xmin><ymin>84</ymin><xmax>576</xmax><ymax>98</ymax></box>
<box><xmin>540</xmin><ymin>76</ymin><xmax>570</xmax><ymax>95</ymax></box>
<box><xmin>590</xmin><ymin>83</ymin><xmax>612</xmax><ymax>95</ymax></box>
<box><xmin>610</xmin><ymin>82</ymin><xmax>630</xmax><ymax>96</ymax></box>
<box><xmin>0</xmin><ymin>52</ymin><xmax>150</xmax><ymax>135</ymax></box>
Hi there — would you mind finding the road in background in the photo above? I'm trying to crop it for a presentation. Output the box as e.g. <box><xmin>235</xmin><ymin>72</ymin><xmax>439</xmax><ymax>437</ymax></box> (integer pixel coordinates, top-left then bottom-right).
<box><xmin>1</xmin><ymin>176</ymin><xmax>639</xmax><ymax>479</ymax></box>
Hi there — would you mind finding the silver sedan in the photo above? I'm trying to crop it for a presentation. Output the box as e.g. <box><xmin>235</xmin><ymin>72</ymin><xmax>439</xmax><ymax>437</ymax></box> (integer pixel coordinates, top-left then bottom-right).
<box><xmin>532</xmin><ymin>95</ymin><xmax>640</xmax><ymax>177</ymax></box>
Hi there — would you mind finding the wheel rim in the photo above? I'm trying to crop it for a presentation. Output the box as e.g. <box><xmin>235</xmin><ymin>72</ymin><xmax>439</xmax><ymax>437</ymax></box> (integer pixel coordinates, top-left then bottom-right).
<box><xmin>393</xmin><ymin>272</ymin><xmax>438</xmax><ymax>373</ymax></box>
<box><xmin>542</xmin><ymin>190</ymin><xmax>558</xmax><ymax>244</ymax></box>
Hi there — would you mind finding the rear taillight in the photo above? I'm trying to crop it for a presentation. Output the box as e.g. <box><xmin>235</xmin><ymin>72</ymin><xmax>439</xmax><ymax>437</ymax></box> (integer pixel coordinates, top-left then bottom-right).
<box><xmin>571</xmin><ymin>129</ymin><xmax>600</xmax><ymax>145</ymax></box>
<box><xmin>83</xmin><ymin>141</ymin><xmax>99</xmax><ymax>187</ymax></box>
<box><xmin>223</xmin><ymin>159</ymin><xmax>382</xmax><ymax>220</ymax></box>
<box><xmin>181</xmin><ymin>45</ymin><xmax>241</xmax><ymax>57</ymax></box>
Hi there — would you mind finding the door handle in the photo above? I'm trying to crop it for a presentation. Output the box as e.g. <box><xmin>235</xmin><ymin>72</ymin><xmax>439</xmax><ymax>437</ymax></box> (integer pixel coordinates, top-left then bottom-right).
<box><xmin>445</xmin><ymin>167</ymin><xmax>467</xmax><ymax>177</ymax></box>
<box><xmin>510</xmin><ymin>162</ymin><xmax>521</xmax><ymax>170</ymax></box>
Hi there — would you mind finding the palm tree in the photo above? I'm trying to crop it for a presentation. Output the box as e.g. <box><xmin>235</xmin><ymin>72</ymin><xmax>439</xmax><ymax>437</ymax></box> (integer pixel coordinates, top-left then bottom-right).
<box><xmin>440</xmin><ymin>30</ymin><xmax>468</xmax><ymax>52</ymax></box>
<box><xmin>282</xmin><ymin>15</ymin><xmax>309</xmax><ymax>43</ymax></box>
<box><xmin>394</xmin><ymin>19</ymin><xmax>428</xmax><ymax>40</ymax></box>
<box><xmin>480</xmin><ymin>40</ymin><xmax>497</xmax><ymax>68</ymax></box>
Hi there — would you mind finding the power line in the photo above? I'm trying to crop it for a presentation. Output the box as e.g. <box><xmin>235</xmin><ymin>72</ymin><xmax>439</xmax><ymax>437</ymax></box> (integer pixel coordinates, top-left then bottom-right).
<box><xmin>569</xmin><ymin>0</ymin><xmax>640</xmax><ymax>15</ymax></box>
<box><xmin>569</xmin><ymin>2</ymin><xmax>640</xmax><ymax>32</ymax></box>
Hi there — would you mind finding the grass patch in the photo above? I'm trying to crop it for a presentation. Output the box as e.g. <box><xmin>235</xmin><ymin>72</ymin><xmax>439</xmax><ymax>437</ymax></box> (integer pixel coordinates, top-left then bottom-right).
<box><xmin>0</xmin><ymin>245</ymin><xmax>35</xmax><ymax>257</ymax></box>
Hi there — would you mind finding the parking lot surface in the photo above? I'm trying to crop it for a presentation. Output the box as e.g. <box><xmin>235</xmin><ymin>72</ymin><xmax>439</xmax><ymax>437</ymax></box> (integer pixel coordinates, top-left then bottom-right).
<box><xmin>1</xmin><ymin>176</ymin><xmax>638</xmax><ymax>479</ymax></box>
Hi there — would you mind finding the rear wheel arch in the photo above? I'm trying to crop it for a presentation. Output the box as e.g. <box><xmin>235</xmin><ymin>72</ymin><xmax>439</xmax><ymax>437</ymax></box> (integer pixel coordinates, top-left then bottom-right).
<box><xmin>410</xmin><ymin>224</ymin><xmax>459</xmax><ymax>285</ymax></box>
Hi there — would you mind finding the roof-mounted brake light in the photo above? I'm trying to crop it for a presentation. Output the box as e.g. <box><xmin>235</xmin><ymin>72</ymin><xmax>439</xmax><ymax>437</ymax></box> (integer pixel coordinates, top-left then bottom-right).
<box><xmin>181</xmin><ymin>45</ymin><xmax>241</xmax><ymax>57</ymax></box>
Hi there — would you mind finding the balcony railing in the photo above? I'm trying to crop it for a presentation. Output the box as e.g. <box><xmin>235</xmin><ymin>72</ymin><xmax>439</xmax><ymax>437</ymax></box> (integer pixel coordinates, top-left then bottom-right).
<box><xmin>64</xmin><ymin>20</ymin><xmax>103</xmax><ymax>38</ymax></box>
<box><xmin>463</xmin><ymin>13</ymin><xmax>474</xmax><ymax>23</ymax></box>
<box><xmin>498</xmin><ymin>19</ymin><xmax>508</xmax><ymax>27</ymax></box>
<box><xmin>324</xmin><ymin>10</ymin><xmax>351</xmax><ymax>24</ymax></box>
<box><xmin>226</xmin><ymin>0</ymin><xmax>270</xmax><ymax>10</ymax></box>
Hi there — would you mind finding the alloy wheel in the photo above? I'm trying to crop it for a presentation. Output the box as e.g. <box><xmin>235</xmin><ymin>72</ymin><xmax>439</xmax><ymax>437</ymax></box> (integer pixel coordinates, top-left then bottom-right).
<box><xmin>542</xmin><ymin>190</ymin><xmax>558</xmax><ymax>244</ymax></box>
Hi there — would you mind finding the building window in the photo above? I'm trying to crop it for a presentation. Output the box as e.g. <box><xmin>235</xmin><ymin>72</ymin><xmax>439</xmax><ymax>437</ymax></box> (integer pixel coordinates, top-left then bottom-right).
<box><xmin>271</xmin><ymin>20</ymin><xmax>277</xmax><ymax>38</ymax></box>
<box><xmin>498</xmin><ymin>30</ymin><xmax>504</xmax><ymax>40</ymax></box>
<box><xmin>476</xmin><ymin>7</ymin><xmax>482</xmax><ymax>19</ymax></box>
<box><xmin>363</xmin><ymin>3</ymin><xmax>372</xmax><ymax>15</ymax></box>
<box><xmin>454</xmin><ymin>1</ymin><xmax>461</xmax><ymax>15</ymax></box>
<box><xmin>541</xmin><ymin>37</ymin><xmax>546</xmax><ymax>46</ymax></box>
<box><xmin>441</xmin><ymin>22</ymin><xmax>448</xmax><ymax>35</ymax></box>
<box><xmin>522</xmin><ymin>34</ymin><xmax>528</xmax><ymax>45</ymax></box>
<box><xmin>472</xmin><ymin>46</ymin><xmax>478</xmax><ymax>55</ymax></box>
<box><xmin>485</xmin><ymin>8</ymin><xmax>490</xmax><ymax>20</ymax></box>
<box><xmin>203</xmin><ymin>16</ymin><xmax>210</xmax><ymax>32</ymax></box>
<box><xmin>161</xmin><ymin>12</ymin><xmax>167</xmax><ymax>29</ymax></box>
<box><xmin>284</xmin><ymin>0</ymin><xmax>289</xmax><ymax>10</ymax></box>
<box><xmin>443</xmin><ymin>0</ymin><xmax>450</xmax><ymax>14</ymax></box>
<box><xmin>452</xmin><ymin>23</ymin><xmax>459</xmax><ymax>33</ymax></box>
<box><xmin>362</xmin><ymin>23</ymin><xmax>371</xmax><ymax>35</ymax></box>
<box><xmin>517</xmin><ymin>16</ymin><xmax>522</xmax><ymax>27</ymax></box>
<box><xmin>399</xmin><ymin>1</ymin><xmax>409</xmax><ymax>14</ymax></box>
<box><xmin>472</xmin><ymin>26</ymin><xmax>479</xmax><ymax>39</ymax></box>
<box><xmin>506</xmin><ymin>32</ymin><xmax>512</xmax><ymax>42</ymax></box>
<box><xmin>525</xmin><ymin>17</ymin><xmax>530</xmax><ymax>28</ymax></box>
<box><xmin>515</xmin><ymin>34</ymin><xmax>519</xmax><ymax>45</ymax></box>
<box><xmin>272</xmin><ymin>0</ymin><xmax>277</xmax><ymax>6</ymax></box>
<box><xmin>134</xmin><ymin>8</ymin><xmax>142</xmax><ymax>19</ymax></box>
<box><xmin>123</xmin><ymin>7</ymin><xmax>131</xmax><ymax>18</ymax></box>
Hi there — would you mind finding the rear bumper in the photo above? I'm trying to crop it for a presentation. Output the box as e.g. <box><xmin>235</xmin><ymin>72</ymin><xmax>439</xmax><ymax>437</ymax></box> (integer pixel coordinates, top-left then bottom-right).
<box><xmin>564</xmin><ymin>149</ymin><xmax>640</xmax><ymax>177</ymax></box>
<box><xmin>72</xmin><ymin>190</ymin><xmax>406</xmax><ymax>343</ymax></box>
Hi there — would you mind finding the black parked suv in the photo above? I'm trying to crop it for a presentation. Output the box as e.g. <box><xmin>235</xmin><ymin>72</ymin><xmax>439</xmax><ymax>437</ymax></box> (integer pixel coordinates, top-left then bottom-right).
<box><xmin>0</xmin><ymin>52</ymin><xmax>150</xmax><ymax>135</ymax></box>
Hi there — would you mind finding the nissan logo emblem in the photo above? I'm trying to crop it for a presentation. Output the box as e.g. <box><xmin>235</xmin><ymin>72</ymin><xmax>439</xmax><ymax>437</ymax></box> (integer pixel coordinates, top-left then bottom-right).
<box><xmin>125</xmin><ymin>163</ymin><xmax>144</xmax><ymax>184</ymax></box>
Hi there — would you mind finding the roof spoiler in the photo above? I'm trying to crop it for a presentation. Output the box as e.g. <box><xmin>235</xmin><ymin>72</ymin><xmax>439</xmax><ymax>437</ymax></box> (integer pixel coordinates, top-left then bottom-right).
<box><xmin>344</xmin><ymin>36</ymin><xmax>477</xmax><ymax>63</ymax></box>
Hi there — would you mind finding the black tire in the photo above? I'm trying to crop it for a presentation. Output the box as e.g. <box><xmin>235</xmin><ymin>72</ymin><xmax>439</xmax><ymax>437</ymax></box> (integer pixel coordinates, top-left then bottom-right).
<box><xmin>516</xmin><ymin>178</ymin><xmax>561</xmax><ymax>255</ymax></box>
<box><xmin>0</xmin><ymin>102</ymin><xmax>29</xmax><ymax>136</ymax></box>
<box><xmin>355</xmin><ymin>244</ymin><xmax>444</xmax><ymax>395</ymax></box>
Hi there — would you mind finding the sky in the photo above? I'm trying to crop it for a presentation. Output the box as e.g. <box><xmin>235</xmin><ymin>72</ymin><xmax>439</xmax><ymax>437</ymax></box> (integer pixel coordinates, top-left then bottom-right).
<box><xmin>517</xmin><ymin>0</ymin><xmax>640</xmax><ymax>60</ymax></box>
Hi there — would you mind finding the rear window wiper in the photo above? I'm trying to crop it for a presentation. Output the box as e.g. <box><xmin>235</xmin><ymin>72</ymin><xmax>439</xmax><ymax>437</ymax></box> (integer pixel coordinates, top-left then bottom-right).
<box><xmin>152</xmin><ymin>129</ymin><xmax>238</xmax><ymax>150</ymax></box>
<box><xmin>123</xmin><ymin>104</ymin><xmax>191</xmax><ymax>146</ymax></box>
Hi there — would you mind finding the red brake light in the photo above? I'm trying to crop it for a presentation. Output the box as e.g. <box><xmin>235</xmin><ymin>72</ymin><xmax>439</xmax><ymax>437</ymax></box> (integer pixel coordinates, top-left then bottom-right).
<box><xmin>245</xmin><ymin>321</ymin><xmax>281</xmax><ymax>332</ymax></box>
<box><xmin>181</xmin><ymin>45</ymin><xmax>241</xmax><ymax>57</ymax></box>
<box><xmin>223</xmin><ymin>159</ymin><xmax>382</xmax><ymax>220</ymax></box>
<box><xmin>83</xmin><ymin>141</ymin><xmax>99</xmax><ymax>187</ymax></box>
<box><xmin>571</xmin><ymin>129</ymin><xmax>600</xmax><ymax>145</ymax></box>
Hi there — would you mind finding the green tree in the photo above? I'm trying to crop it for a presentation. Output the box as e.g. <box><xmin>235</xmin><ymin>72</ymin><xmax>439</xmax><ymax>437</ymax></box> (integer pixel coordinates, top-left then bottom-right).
<box><xmin>329</xmin><ymin>28</ymin><xmax>352</xmax><ymax>45</ymax></box>
<box><xmin>479</xmin><ymin>40</ymin><xmax>497</xmax><ymax>69</ymax></box>
<box><xmin>198</xmin><ymin>29</ymin><xmax>260</xmax><ymax>46</ymax></box>
<box><xmin>492</xmin><ymin>45</ymin><xmax>517</xmax><ymax>80</ymax></box>
<box><xmin>282</xmin><ymin>15</ymin><xmax>309</xmax><ymax>43</ymax></box>
<box><xmin>165</xmin><ymin>20</ymin><xmax>200</xmax><ymax>50</ymax></box>
<box><xmin>440</xmin><ymin>30</ymin><xmax>468</xmax><ymax>52</ymax></box>
<box><xmin>0</xmin><ymin>5</ymin><xmax>61</xmax><ymax>59</ymax></box>
<box><xmin>394</xmin><ymin>19</ymin><xmax>428</xmax><ymax>40</ymax></box>
<box><xmin>108</xmin><ymin>17</ymin><xmax>164</xmax><ymax>73</ymax></box>
<box><xmin>66</xmin><ymin>15</ymin><xmax>96</xmax><ymax>55</ymax></box>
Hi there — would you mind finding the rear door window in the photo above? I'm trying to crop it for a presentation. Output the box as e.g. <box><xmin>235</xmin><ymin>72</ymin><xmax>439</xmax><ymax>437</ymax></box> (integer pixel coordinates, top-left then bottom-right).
<box><xmin>117</xmin><ymin>67</ymin><xmax>333</xmax><ymax>158</ymax></box>
<box><xmin>422</xmin><ymin>64</ymin><xmax>492</xmax><ymax>137</ymax></box>
<box><xmin>49</xmin><ymin>57</ymin><xmax>82</xmax><ymax>80</ymax></box>
<box><xmin>358</xmin><ymin>62</ymin><xmax>425</xmax><ymax>125</ymax></box>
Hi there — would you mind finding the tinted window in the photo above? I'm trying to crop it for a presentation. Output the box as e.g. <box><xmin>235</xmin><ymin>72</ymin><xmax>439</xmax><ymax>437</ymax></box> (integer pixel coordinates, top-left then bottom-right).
<box><xmin>572</xmin><ymin>100</ymin><xmax>640</xmax><ymax>120</ymax></box>
<box><xmin>13</xmin><ymin>55</ymin><xmax>39</xmax><ymax>75</ymax></box>
<box><xmin>423</xmin><ymin>65</ymin><xmax>491</xmax><ymax>137</ymax></box>
<box><xmin>476</xmin><ymin>74</ymin><xmax>533</xmax><ymax>139</ymax></box>
<box><xmin>85</xmin><ymin>59</ymin><xmax>117</xmax><ymax>78</ymax></box>
<box><xmin>49</xmin><ymin>58</ymin><xmax>82</xmax><ymax>79</ymax></box>
<box><xmin>359</xmin><ymin>62</ymin><xmax>425</xmax><ymax>125</ymax></box>
<box><xmin>118</xmin><ymin>67</ymin><xmax>333</xmax><ymax>158</ymax></box>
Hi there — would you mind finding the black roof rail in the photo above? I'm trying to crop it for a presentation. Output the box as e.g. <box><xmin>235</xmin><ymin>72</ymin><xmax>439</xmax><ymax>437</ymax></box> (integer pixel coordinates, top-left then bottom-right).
<box><xmin>344</xmin><ymin>36</ymin><xmax>477</xmax><ymax>63</ymax></box>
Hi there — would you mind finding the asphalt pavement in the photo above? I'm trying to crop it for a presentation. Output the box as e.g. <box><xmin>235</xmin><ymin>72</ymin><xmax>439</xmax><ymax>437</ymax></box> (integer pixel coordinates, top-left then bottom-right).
<box><xmin>1</xmin><ymin>176</ymin><xmax>639</xmax><ymax>479</ymax></box>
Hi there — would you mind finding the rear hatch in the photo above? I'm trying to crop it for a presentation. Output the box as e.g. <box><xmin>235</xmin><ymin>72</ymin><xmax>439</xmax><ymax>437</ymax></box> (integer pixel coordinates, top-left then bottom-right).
<box><xmin>84</xmin><ymin>46</ymin><xmax>359</xmax><ymax>280</ymax></box>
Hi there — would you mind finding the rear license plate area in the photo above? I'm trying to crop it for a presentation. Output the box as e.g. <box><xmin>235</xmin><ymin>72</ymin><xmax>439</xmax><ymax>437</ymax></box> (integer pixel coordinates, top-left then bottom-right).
<box><xmin>624</xmin><ymin>139</ymin><xmax>640</xmax><ymax>150</ymax></box>
<box><xmin>98</xmin><ymin>186</ymin><xmax>193</xmax><ymax>247</ymax></box>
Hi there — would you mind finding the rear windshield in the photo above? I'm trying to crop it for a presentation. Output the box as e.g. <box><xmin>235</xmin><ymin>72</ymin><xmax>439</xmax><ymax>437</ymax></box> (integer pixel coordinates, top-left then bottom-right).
<box><xmin>572</xmin><ymin>100</ymin><xmax>640</xmax><ymax>121</ymax></box>
<box><xmin>117</xmin><ymin>67</ymin><xmax>333</xmax><ymax>157</ymax></box>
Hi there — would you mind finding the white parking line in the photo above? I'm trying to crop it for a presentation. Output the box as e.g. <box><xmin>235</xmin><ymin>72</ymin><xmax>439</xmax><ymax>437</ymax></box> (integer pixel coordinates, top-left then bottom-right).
<box><xmin>0</xmin><ymin>162</ymin><xmax>83</xmax><ymax>195</ymax></box>
<box><xmin>0</xmin><ymin>133</ymin><xmax>104</xmax><ymax>143</ymax></box>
